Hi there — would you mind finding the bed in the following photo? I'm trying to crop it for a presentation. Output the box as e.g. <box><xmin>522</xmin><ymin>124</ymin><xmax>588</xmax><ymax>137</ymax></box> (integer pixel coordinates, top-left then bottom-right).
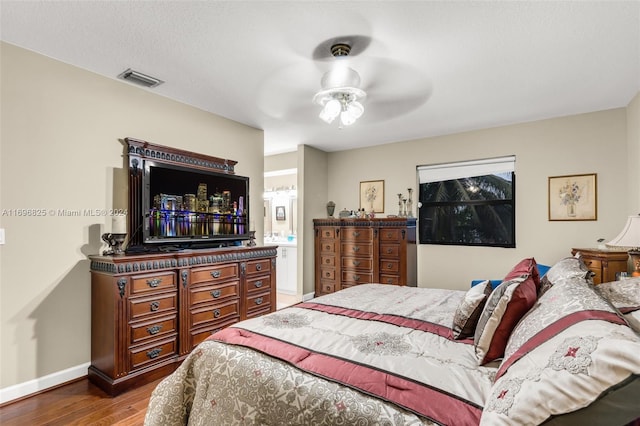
<box><xmin>144</xmin><ymin>257</ymin><xmax>640</xmax><ymax>425</ymax></box>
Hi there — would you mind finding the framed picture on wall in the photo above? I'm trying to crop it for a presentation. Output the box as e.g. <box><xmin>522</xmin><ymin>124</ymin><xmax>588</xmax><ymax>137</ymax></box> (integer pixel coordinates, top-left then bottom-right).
<box><xmin>275</xmin><ymin>205</ymin><xmax>286</xmax><ymax>221</ymax></box>
<box><xmin>360</xmin><ymin>180</ymin><xmax>384</xmax><ymax>213</ymax></box>
<box><xmin>548</xmin><ymin>173</ymin><xmax>597</xmax><ymax>221</ymax></box>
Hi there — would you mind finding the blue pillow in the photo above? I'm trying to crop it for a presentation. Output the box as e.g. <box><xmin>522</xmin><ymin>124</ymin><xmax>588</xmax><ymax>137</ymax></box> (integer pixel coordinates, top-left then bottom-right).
<box><xmin>471</xmin><ymin>264</ymin><xmax>550</xmax><ymax>289</ymax></box>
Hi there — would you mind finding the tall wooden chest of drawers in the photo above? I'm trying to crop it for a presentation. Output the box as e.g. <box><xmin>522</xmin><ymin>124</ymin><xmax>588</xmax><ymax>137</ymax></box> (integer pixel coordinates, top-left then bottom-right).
<box><xmin>89</xmin><ymin>246</ymin><xmax>276</xmax><ymax>395</ymax></box>
<box><xmin>314</xmin><ymin>218</ymin><xmax>417</xmax><ymax>296</ymax></box>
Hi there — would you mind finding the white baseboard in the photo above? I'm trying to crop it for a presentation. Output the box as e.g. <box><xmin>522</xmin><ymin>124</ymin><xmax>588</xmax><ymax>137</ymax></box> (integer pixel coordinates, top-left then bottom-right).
<box><xmin>303</xmin><ymin>291</ymin><xmax>315</xmax><ymax>301</ymax></box>
<box><xmin>0</xmin><ymin>362</ymin><xmax>90</xmax><ymax>405</ymax></box>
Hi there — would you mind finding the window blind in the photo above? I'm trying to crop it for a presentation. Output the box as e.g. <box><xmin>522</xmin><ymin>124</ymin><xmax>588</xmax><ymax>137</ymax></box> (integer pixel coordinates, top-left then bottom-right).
<box><xmin>417</xmin><ymin>155</ymin><xmax>515</xmax><ymax>184</ymax></box>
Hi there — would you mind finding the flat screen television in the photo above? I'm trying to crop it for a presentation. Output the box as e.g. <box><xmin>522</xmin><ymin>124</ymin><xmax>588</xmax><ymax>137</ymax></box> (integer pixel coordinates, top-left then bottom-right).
<box><xmin>141</xmin><ymin>160</ymin><xmax>249</xmax><ymax>247</ymax></box>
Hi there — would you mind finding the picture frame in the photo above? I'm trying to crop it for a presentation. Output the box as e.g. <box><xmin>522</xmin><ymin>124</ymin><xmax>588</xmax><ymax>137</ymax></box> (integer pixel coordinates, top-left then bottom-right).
<box><xmin>275</xmin><ymin>205</ymin><xmax>286</xmax><ymax>221</ymax></box>
<box><xmin>548</xmin><ymin>173</ymin><xmax>597</xmax><ymax>221</ymax></box>
<box><xmin>360</xmin><ymin>180</ymin><xmax>384</xmax><ymax>213</ymax></box>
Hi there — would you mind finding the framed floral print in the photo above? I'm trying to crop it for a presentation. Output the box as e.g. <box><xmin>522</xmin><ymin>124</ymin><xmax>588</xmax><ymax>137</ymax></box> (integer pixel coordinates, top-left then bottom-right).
<box><xmin>360</xmin><ymin>180</ymin><xmax>384</xmax><ymax>213</ymax></box>
<box><xmin>548</xmin><ymin>173</ymin><xmax>597</xmax><ymax>221</ymax></box>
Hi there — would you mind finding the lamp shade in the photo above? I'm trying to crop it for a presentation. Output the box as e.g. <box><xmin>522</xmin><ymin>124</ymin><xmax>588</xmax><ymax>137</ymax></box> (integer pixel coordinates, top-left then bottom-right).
<box><xmin>607</xmin><ymin>215</ymin><xmax>640</xmax><ymax>250</ymax></box>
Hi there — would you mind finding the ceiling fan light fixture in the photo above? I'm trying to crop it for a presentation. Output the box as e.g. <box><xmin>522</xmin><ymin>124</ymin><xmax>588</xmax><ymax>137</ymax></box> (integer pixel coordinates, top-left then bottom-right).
<box><xmin>313</xmin><ymin>42</ymin><xmax>366</xmax><ymax>127</ymax></box>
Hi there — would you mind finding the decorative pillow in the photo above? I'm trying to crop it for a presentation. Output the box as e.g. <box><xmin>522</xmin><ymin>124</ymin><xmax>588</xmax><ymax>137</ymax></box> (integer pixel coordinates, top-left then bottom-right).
<box><xmin>538</xmin><ymin>255</ymin><xmax>592</xmax><ymax>297</ymax></box>
<box><xmin>594</xmin><ymin>277</ymin><xmax>640</xmax><ymax>313</ymax></box>
<box><xmin>452</xmin><ymin>280</ymin><xmax>493</xmax><ymax>339</ymax></box>
<box><xmin>481</xmin><ymin>275</ymin><xmax>640</xmax><ymax>425</ymax></box>
<box><xmin>503</xmin><ymin>257</ymin><xmax>540</xmax><ymax>283</ymax></box>
<box><xmin>502</xmin><ymin>273</ymin><xmax>616</xmax><ymax>363</ymax></box>
<box><xmin>474</xmin><ymin>275</ymin><xmax>538</xmax><ymax>365</ymax></box>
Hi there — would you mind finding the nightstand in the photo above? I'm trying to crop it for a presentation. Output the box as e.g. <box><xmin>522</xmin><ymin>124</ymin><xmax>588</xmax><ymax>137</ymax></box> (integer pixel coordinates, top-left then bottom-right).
<box><xmin>571</xmin><ymin>248</ymin><xmax>629</xmax><ymax>284</ymax></box>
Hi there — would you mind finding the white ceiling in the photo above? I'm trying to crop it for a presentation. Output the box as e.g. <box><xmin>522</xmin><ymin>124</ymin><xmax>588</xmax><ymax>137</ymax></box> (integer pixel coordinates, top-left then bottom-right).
<box><xmin>1</xmin><ymin>1</ymin><xmax>639</xmax><ymax>155</ymax></box>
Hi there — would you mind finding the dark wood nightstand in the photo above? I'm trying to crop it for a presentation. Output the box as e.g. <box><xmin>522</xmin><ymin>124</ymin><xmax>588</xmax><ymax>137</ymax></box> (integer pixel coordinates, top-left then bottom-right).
<box><xmin>571</xmin><ymin>248</ymin><xmax>629</xmax><ymax>284</ymax></box>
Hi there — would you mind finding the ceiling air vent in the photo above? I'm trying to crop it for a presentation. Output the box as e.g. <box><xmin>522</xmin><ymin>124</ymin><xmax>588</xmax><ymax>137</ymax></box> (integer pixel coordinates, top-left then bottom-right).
<box><xmin>117</xmin><ymin>68</ymin><xmax>163</xmax><ymax>88</ymax></box>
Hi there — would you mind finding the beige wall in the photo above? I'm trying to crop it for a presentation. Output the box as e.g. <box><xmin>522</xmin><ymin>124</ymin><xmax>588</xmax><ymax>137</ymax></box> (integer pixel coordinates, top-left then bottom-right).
<box><xmin>0</xmin><ymin>42</ymin><xmax>264</xmax><ymax>389</ymax></box>
<box><xmin>299</xmin><ymin>146</ymin><xmax>329</xmax><ymax>296</ymax></box>
<box><xmin>327</xmin><ymin>108</ymin><xmax>632</xmax><ymax>290</ymax></box>
<box><xmin>627</xmin><ymin>92</ymin><xmax>640</xmax><ymax>213</ymax></box>
<box><xmin>265</xmin><ymin>151</ymin><xmax>297</xmax><ymax>173</ymax></box>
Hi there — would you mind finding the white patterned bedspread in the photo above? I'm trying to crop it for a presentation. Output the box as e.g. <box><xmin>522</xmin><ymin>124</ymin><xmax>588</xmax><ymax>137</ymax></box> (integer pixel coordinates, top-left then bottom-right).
<box><xmin>145</xmin><ymin>284</ymin><xmax>498</xmax><ymax>425</ymax></box>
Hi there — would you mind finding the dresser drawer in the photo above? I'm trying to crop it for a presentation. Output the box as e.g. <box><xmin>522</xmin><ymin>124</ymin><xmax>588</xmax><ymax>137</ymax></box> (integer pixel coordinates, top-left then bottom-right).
<box><xmin>380</xmin><ymin>244</ymin><xmax>399</xmax><ymax>257</ymax></box>
<box><xmin>130</xmin><ymin>315</ymin><xmax>177</xmax><ymax>345</ymax></box>
<box><xmin>246</xmin><ymin>292</ymin><xmax>271</xmax><ymax>314</ymax></box>
<box><xmin>320</xmin><ymin>255</ymin><xmax>335</xmax><ymax>267</ymax></box>
<box><xmin>246</xmin><ymin>259</ymin><xmax>271</xmax><ymax>275</ymax></box>
<box><xmin>320</xmin><ymin>228</ymin><xmax>337</xmax><ymax>239</ymax></box>
<box><xmin>190</xmin><ymin>281</ymin><xmax>239</xmax><ymax>306</ymax></box>
<box><xmin>342</xmin><ymin>257</ymin><xmax>373</xmax><ymax>270</ymax></box>
<box><xmin>380</xmin><ymin>274</ymin><xmax>400</xmax><ymax>285</ymax></box>
<box><xmin>319</xmin><ymin>281</ymin><xmax>336</xmax><ymax>294</ymax></box>
<box><xmin>245</xmin><ymin>275</ymin><xmax>271</xmax><ymax>294</ymax></box>
<box><xmin>342</xmin><ymin>271</ymin><xmax>373</xmax><ymax>285</ymax></box>
<box><xmin>130</xmin><ymin>272</ymin><xmax>176</xmax><ymax>295</ymax></box>
<box><xmin>380</xmin><ymin>228</ymin><xmax>402</xmax><ymax>242</ymax></box>
<box><xmin>380</xmin><ymin>259</ymin><xmax>400</xmax><ymax>273</ymax></box>
<box><xmin>341</xmin><ymin>243</ymin><xmax>373</xmax><ymax>257</ymax></box>
<box><xmin>191</xmin><ymin>264</ymin><xmax>239</xmax><ymax>285</ymax></box>
<box><xmin>341</xmin><ymin>227</ymin><xmax>373</xmax><ymax>242</ymax></box>
<box><xmin>129</xmin><ymin>337</ymin><xmax>177</xmax><ymax>371</ymax></box>
<box><xmin>320</xmin><ymin>241</ymin><xmax>336</xmax><ymax>253</ymax></box>
<box><xmin>191</xmin><ymin>300</ymin><xmax>239</xmax><ymax>329</ymax></box>
<box><xmin>129</xmin><ymin>292</ymin><xmax>177</xmax><ymax>320</ymax></box>
<box><xmin>320</xmin><ymin>268</ymin><xmax>336</xmax><ymax>280</ymax></box>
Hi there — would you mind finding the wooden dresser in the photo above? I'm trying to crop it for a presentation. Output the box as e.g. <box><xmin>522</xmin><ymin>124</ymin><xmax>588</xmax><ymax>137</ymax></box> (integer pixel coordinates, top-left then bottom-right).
<box><xmin>314</xmin><ymin>218</ymin><xmax>417</xmax><ymax>296</ymax></box>
<box><xmin>89</xmin><ymin>246</ymin><xmax>276</xmax><ymax>395</ymax></box>
<box><xmin>571</xmin><ymin>247</ymin><xmax>629</xmax><ymax>284</ymax></box>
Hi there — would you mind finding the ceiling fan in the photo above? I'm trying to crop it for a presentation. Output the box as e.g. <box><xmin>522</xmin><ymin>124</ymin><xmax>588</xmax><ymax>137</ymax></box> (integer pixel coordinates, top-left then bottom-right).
<box><xmin>255</xmin><ymin>35</ymin><xmax>432</xmax><ymax>128</ymax></box>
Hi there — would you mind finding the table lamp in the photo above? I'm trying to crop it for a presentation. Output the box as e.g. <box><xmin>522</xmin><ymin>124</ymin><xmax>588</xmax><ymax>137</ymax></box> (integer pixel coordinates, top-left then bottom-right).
<box><xmin>606</xmin><ymin>214</ymin><xmax>640</xmax><ymax>277</ymax></box>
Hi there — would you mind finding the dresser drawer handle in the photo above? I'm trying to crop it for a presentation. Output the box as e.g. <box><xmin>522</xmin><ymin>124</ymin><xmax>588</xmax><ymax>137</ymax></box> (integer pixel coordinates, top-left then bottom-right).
<box><xmin>353</xmin><ymin>275</ymin><xmax>361</xmax><ymax>281</ymax></box>
<box><xmin>255</xmin><ymin>297</ymin><xmax>263</xmax><ymax>305</ymax></box>
<box><xmin>254</xmin><ymin>280</ymin><xmax>263</xmax><ymax>288</ymax></box>
<box><xmin>387</xmin><ymin>278</ymin><xmax>394</xmax><ymax>284</ymax></box>
<box><xmin>211</xmin><ymin>270</ymin><xmax>222</xmax><ymax>278</ymax></box>
<box><xmin>353</xmin><ymin>260</ymin><xmax>361</xmax><ymax>266</ymax></box>
<box><xmin>213</xmin><ymin>309</ymin><xmax>221</xmax><ymax>318</ymax></box>
<box><xmin>324</xmin><ymin>285</ymin><xmax>331</xmax><ymax>291</ymax></box>
<box><xmin>325</xmin><ymin>258</ymin><xmax>331</xmax><ymax>264</ymax></box>
<box><xmin>325</xmin><ymin>271</ymin><xmax>331</xmax><ymax>277</ymax></box>
<box><xmin>147</xmin><ymin>325</ymin><xmax>162</xmax><ymax>335</ymax></box>
<box><xmin>325</xmin><ymin>245</ymin><xmax>331</xmax><ymax>250</ymax></box>
<box><xmin>353</xmin><ymin>231</ymin><xmax>360</xmax><ymax>237</ymax></box>
<box><xmin>324</xmin><ymin>231</ymin><xmax>331</xmax><ymax>237</ymax></box>
<box><xmin>387</xmin><ymin>248</ymin><xmax>393</xmax><ymax>254</ymax></box>
<box><xmin>352</xmin><ymin>246</ymin><xmax>360</xmax><ymax>252</ymax></box>
<box><xmin>150</xmin><ymin>301</ymin><xmax>160</xmax><ymax>311</ymax></box>
<box><xmin>146</xmin><ymin>348</ymin><xmax>162</xmax><ymax>359</ymax></box>
<box><xmin>256</xmin><ymin>264</ymin><xmax>263</xmax><ymax>271</ymax></box>
<box><xmin>210</xmin><ymin>289</ymin><xmax>222</xmax><ymax>298</ymax></box>
<box><xmin>147</xmin><ymin>278</ymin><xmax>162</xmax><ymax>288</ymax></box>
<box><xmin>387</xmin><ymin>263</ymin><xmax>393</xmax><ymax>269</ymax></box>
<box><xmin>387</xmin><ymin>232</ymin><xmax>394</xmax><ymax>238</ymax></box>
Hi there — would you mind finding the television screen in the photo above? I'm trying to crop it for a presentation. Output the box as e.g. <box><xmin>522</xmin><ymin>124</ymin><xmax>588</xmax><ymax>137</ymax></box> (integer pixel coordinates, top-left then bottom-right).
<box><xmin>142</xmin><ymin>160</ymin><xmax>249</xmax><ymax>245</ymax></box>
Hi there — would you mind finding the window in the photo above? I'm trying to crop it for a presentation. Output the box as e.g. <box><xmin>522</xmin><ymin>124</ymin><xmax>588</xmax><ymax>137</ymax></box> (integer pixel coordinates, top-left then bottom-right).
<box><xmin>417</xmin><ymin>156</ymin><xmax>515</xmax><ymax>247</ymax></box>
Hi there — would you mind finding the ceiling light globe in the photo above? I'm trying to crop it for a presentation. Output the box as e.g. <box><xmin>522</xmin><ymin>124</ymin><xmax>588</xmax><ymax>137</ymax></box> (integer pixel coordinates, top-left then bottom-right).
<box><xmin>319</xmin><ymin>99</ymin><xmax>341</xmax><ymax>123</ymax></box>
<box><xmin>321</xmin><ymin>66</ymin><xmax>361</xmax><ymax>90</ymax></box>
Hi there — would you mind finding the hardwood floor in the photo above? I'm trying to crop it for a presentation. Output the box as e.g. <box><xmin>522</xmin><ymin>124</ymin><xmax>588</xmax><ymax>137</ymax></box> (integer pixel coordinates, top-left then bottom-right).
<box><xmin>0</xmin><ymin>377</ymin><xmax>162</xmax><ymax>426</ymax></box>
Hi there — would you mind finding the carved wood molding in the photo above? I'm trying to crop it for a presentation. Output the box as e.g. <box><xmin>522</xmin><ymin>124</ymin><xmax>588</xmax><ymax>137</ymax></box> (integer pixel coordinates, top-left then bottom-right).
<box><xmin>125</xmin><ymin>137</ymin><xmax>237</xmax><ymax>175</ymax></box>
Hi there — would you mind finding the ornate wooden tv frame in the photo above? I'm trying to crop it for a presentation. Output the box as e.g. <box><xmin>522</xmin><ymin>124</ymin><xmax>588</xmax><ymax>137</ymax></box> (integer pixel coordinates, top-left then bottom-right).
<box><xmin>124</xmin><ymin>137</ymin><xmax>238</xmax><ymax>248</ymax></box>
